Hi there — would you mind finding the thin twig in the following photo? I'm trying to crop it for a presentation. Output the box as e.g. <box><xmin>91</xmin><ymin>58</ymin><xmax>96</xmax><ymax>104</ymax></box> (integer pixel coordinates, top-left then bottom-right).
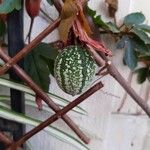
<box><xmin>112</xmin><ymin>111</ymin><xmax>147</xmax><ymax>117</ymax></box>
<box><xmin>136</xmin><ymin>82</ymin><xmax>150</xmax><ymax>115</ymax></box>
<box><xmin>0</xmin><ymin>48</ymin><xmax>90</xmax><ymax>144</ymax></box>
<box><xmin>52</xmin><ymin>0</ymin><xmax>62</xmax><ymax>14</ymax></box>
<box><xmin>0</xmin><ymin>18</ymin><xmax>61</xmax><ymax>76</ymax></box>
<box><xmin>25</xmin><ymin>17</ymin><xmax>34</xmax><ymax>44</ymax></box>
<box><xmin>40</xmin><ymin>8</ymin><xmax>54</xmax><ymax>22</ymax></box>
<box><xmin>117</xmin><ymin>71</ymin><xmax>133</xmax><ymax>112</ymax></box>
<box><xmin>96</xmin><ymin>52</ymin><xmax>150</xmax><ymax>117</ymax></box>
<box><xmin>8</xmin><ymin>82</ymin><xmax>103</xmax><ymax>148</ymax></box>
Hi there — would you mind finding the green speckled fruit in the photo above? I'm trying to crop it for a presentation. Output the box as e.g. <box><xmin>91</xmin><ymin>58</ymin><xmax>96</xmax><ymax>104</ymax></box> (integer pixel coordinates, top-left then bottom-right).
<box><xmin>54</xmin><ymin>45</ymin><xmax>96</xmax><ymax>96</ymax></box>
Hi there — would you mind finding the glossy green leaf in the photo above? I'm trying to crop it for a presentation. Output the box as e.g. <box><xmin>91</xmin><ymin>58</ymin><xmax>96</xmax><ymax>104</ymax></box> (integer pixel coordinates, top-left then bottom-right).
<box><xmin>86</xmin><ymin>6</ymin><xmax>96</xmax><ymax>16</ymax></box>
<box><xmin>132</xmin><ymin>27</ymin><xmax>150</xmax><ymax>44</ymax></box>
<box><xmin>86</xmin><ymin>6</ymin><xmax>109</xmax><ymax>29</ymax></box>
<box><xmin>0</xmin><ymin>105</ymin><xmax>89</xmax><ymax>150</ymax></box>
<box><xmin>0</xmin><ymin>0</ymin><xmax>21</xmax><ymax>13</ymax></box>
<box><xmin>24</xmin><ymin>43</ymin><xmax>58</xmax><ymax>92</ymax></box>
<box><xmin>0</xmin><ymin>77</ymin><xmax>87</xmax><ymax>115</ymax></box>
<box><xmin>124</xmin><ymin>12</ymin><xmax>145</xmax><ymax>26</ymax></box>
<box><xmin>86</xmin><ymin>6</ymin><xmax>120</xmax><ymax>33</ymax></box>
<box><xmin>135</xmin><ymin>67</ymin><xmax>149</xmax><ymax>84</ymax></box>
<box><xmin>135</xmin><ymin>24</ymin><xmax>150</xmax><ymax>33</ymax></box>
<box><xmin>123</xmin><ymin>38</ymin><xmax>138</xmax><ymax>70</ymax></box>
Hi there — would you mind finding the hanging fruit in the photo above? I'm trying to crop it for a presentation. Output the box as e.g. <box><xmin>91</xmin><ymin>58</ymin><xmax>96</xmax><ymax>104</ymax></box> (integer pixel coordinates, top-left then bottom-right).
<box><xmin>25</xmin><ymin>0</ymin><xmax>41</xmax><ymax>18</ymax></box>
<box><xmin>25</xmin><ymin>0</ymin><xmax>41</xmax><ymax>43</ymax></box>
<box><xmin>54</xmin><ymin>45</ymin><xmax>96</xmax><ymax>96</ymax></box>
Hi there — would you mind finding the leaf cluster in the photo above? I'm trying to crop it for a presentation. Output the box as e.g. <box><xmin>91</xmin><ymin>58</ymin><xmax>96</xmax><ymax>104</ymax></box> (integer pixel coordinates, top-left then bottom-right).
<box><xmin>87</xmin><ymin>7</ymin><xmax>150</xmax><ymax>84</ymax></box>
<box><xmin>24</xmin><ymin>43</ymin><xmax>58</xmax><ymax>92</ymax></box>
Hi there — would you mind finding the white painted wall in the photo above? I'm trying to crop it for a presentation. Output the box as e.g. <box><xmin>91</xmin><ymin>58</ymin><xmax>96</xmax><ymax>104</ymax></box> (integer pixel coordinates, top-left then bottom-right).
<box><xmin>23</xmin><ymin>0</ymin><xmax>150</xmax><ymax>150</ymax></box>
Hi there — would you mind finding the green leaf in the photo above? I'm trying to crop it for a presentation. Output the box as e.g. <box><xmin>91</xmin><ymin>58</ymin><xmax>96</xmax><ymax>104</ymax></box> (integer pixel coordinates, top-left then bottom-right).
<box><xmin>0</xmin><ymin>0</ymin><xmax>21</xmax><ymax>13</ymax></box>
<box><xmin>124</xmin><ymin>12</ymin><xmax>145</xmax><ymax>26</ymax></box>
<box><xmin>123</xmin><ymin>38</ymin><xmax>138</xmax><ymax>70</ymax></box>
<box><xmin>135</xmin><ymin>67</ymin><xmax>149</xmax><ymax>84</ymax></box>
<box><xmin>135</xmin><ymin>24</ymin><xmax>150</xmax><ymax>33</ymax></box>
<box><xmin>0</xmin><ymin>20</ymin><xmax>6</xmax><ymax>36</ymax></box>
<box><xmin>26</xmin><ymin>141</ymin><xmax>33</xmax><ymax>150</ymax></box>
<box><xmin>132</xmin><ymin>37</ymin><xmax>150</xmax><ymax>54</ymax></box>
<box><xmin>0</xmin><ymin>94</ymin><xmax>87</xmax><ymax>115</ymax></box>
<box><xmin>24</xmin><ymin>43</ymin><xmax>58</xmax><ymax>92</ymax></box>
<box><xmin>86</xmin><ymin>6</ymin><xmax>108</xmax><ymax>30</ymax></box>
<box><xmin>0</xmin><ymin>77</ymin><xmax>87</xmax><ymax>115</ymax></box>
<box><xmin>107</xmin><ymin>22</ymin><xmax>120</xmax><ymax>33</ymax></box>
<box><xmin>86</xmin><ymin>6</ymin><xmax>96</xmax><ymax>17</ymax></box>
<box><xmin>0</xmin><ymin>95</ymin><xmax>55</xmax><ymax>113</ymax></box>
<box><xmin>86</xmin><ymin>6</ymin><xmax>119</xmax><ymax>33</ymax></box>
<box><xmin>0</xmin><ymin>105</ymin><xmax>89</xmax><ymax>150</ymax></box>
<box><xmin>132</xmin><ymin>27</ymin><xmax>150</xmax><ymax>44</ymax></box>
<box><xmin>94</xmin><ymin>15</ymin><xmax>109</xmax><ymax>29</ymax></box>
<box><xmin>42</xmin><ymin>56</ymin><xmax>55</xmax><ymax>76</ymax></box>
<box><xmin>116</xmin><ymin>36</ymin><xmax>129</xmax><ymax>49</ymax></box>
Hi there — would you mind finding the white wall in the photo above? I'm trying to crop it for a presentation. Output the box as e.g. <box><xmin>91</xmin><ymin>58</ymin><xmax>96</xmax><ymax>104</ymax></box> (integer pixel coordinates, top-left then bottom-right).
<box><xmin>24</xmin><ymin>0</ymin><xmax>150</xmax><ymax>150</ymax></box>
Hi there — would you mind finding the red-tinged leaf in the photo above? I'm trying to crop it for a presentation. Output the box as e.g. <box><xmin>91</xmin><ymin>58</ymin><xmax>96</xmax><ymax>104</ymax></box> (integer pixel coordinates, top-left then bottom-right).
<box><xmin>73</xmin><ymin>19</ymin><xmax>112</xmax><ymax>55</ymax></box>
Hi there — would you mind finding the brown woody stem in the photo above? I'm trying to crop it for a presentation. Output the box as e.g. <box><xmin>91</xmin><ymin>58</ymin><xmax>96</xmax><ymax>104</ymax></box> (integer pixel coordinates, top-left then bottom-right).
<box><xmin>0</xmin><ymin>132</ymin><xmax>22</xmax><ymax>150</ymax></box>
<box><xmin>0</xmin><ymin>18</ymin><xmax>60</xmax><ymax>76</ymax></box>
<box><xmin>0</xmin><ymin>49</ymin><xmax>90</xmax><ymax>144</ymax></box>
<box><xmin>52</xmin><ymin>0</ymin><xmax>62</xmax><ymax>13</ymax></box>
<box><xmin>8</xmin><ymin>82</ymin><xmax>103</xmax><ymax>148</ymax></box>
<box><xmin>93</xmin><ymin>51</ymin><xmax>150</xmax><ymax>117</ymax></box>
<box><xmin>107</xmin><ymin>63</ymin><xmax>150</xmax><ymax>116</ymax></box>
<box><xmin>0</xmin><ymin>132</ymin><xmax>12</xmax><ymax>146</ymax></box>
